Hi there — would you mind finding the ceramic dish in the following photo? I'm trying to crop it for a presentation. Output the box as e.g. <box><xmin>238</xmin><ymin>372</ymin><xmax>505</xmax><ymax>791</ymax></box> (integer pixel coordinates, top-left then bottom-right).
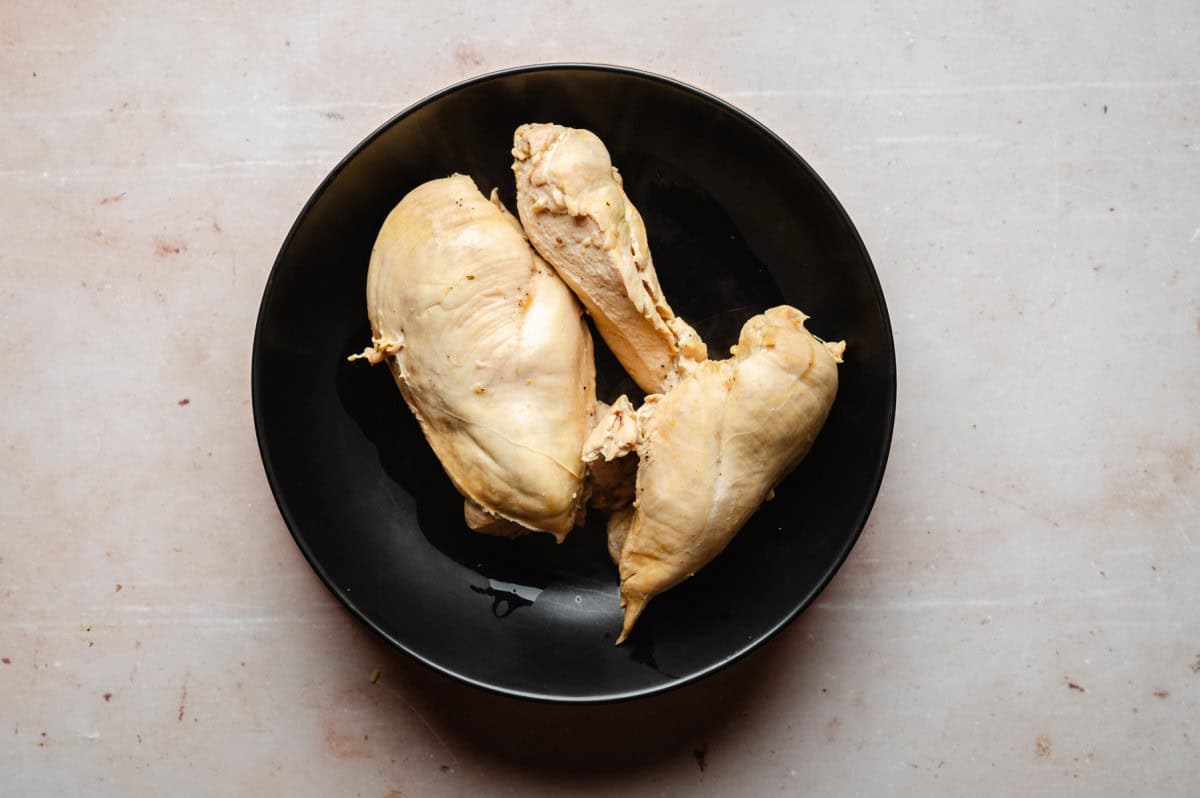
<box><xmin>252</xmin><ymin>64</ymin><xmax>896</xmax><ymax>703</ymax></box>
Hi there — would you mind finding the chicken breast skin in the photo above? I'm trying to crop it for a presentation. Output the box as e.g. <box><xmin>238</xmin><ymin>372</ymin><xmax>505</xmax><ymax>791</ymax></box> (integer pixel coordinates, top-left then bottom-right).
<box><xmin>513</xmin><ymin>123</ymin><xmax>706</xmax><ymax>395</ymax></box>
<box><xmin>616</xmin><ymin>306</ymin><xmax>844</xmax><ymax>641</ymax></box>
<box><xmin>352</xmin><ymin>174</ymin><xmax>596</xmax><ymax>541</ymax></box>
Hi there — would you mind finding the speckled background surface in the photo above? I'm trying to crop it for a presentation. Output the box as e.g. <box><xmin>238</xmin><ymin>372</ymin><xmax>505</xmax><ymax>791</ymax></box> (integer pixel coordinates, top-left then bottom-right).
<box><xmin>2</xmin><ymin>2</ymin><xmax>1198</xmax><ymax>795</ymax></box>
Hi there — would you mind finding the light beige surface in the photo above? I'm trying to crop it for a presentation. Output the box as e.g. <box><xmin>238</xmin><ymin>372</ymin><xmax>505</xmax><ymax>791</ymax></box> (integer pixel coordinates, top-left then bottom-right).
<box><xmin>2</xmin><ymin>2</ymin><xmax>1198</xmax><ymax>795</ymax></box>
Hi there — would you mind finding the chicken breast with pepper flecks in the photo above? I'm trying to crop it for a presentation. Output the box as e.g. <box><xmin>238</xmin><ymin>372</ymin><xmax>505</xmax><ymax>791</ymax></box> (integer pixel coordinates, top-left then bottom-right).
<box><xmin>351</xmin><ymin>174</ymin><xmax>596</xmax><ymax>541</ymax></box>
<box><xmin>609</xmin><ymin>306</ymin><xmax>844</xmax><ymax>642</ymax></box>
<box><xmin>513</xmin><ymin>123</ymin><xmax>707</xmax><ymax>395</ymax></box>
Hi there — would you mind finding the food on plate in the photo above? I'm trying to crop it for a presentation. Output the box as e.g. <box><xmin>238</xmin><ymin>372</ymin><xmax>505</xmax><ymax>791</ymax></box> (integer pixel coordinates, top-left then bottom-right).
<box><xmin>600</xmin><ymin>306</ymin><xmax>844</xmax><ymax>643</ymax></box>
<box><xmin>350</xmin><ymin>174</ymin><xmax>596</xmax><ymax>541</ymax></box>
<box><xmin>582</xmin><ymin>396</ymin><xmax>640</xmax><ymax>513</ymax></box>
<box><xmin>512</xmin><ymin>123</ymin><xmax>707</xmax><ymax>395</ymax></box>
<box><xmin>349</xmin><ymin>127</ymin><xmax>845</xmax><ymax>644</ymax></box>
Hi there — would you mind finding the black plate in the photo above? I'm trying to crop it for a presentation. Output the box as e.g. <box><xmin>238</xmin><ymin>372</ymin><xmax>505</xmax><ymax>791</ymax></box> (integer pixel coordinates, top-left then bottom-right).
<box><xmin>252</xmin><ymin>64</ymin><xmax>895</xmax><ymax>703</ymax></box>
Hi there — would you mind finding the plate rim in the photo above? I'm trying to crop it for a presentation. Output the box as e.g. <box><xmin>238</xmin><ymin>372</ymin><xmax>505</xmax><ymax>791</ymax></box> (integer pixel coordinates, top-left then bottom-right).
<box><xmin>251</xmin><ymin>62</ymin><xmax>897</xmax><ymax>704</ymax></box>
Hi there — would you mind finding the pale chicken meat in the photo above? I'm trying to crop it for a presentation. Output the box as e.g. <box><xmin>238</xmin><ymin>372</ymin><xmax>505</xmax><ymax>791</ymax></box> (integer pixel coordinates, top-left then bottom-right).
<box><xmin>610</xmin><ymin>306</ymin><xmax>844</xmax><ymax>642</ymax></box>
<box><xmin>582</xmin><ymin>396</ymin><xmax>640</xmax><ymax>514</ymax></box>
<box><xmin>512</xmin><ymin>123</ymin><xmax>707</xmax><ymax>395</ymax></box>
<box><xmin>351</xmin><ymin>174</ymin><xmax>596</xmax><ymax>541</ymax></box>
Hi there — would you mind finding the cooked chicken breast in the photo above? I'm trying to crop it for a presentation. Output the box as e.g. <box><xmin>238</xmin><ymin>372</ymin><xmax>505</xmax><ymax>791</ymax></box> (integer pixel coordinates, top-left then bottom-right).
<box><xmin>351</xmin><ymin>174</ymin><xmax>595</xmax><ymax>541</ymax></box>
<box><xmin>614</xmin><ymin>306</ymin><xmax>844</xmax><ymax>642</ymax></box>
<box><xmin>583</xmin><ymin>396</ymin><xmax>640</xmax><ymax>513</ymax></box>
<box><xmin>512</xmin><ymin>123</ymin><xmax>707</xmax><ymax>395</ymax></box>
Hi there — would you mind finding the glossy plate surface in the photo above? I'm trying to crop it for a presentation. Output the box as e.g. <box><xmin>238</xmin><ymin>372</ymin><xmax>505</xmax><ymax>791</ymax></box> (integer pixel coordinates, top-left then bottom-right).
<box><xmin>252</xmin><ymin>64</ymin><xmax>896</xmax><ymax>702</ymax></box>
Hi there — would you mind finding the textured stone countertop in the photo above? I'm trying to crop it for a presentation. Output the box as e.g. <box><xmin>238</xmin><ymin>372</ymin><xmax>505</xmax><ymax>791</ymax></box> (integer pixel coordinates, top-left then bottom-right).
<box><xmin>2</xmin><ymin>3</ymin><xmax>1198</xmax><ymax>795</ymax></box>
